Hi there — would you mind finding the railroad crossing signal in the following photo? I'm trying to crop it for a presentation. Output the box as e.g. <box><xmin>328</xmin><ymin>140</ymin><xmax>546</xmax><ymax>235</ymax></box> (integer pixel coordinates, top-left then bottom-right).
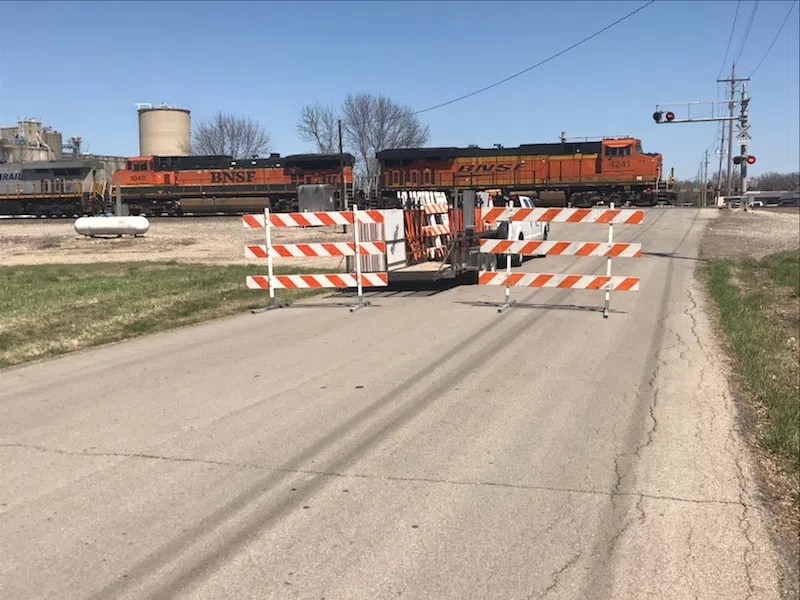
<box><xmin>737</xmin><ymin>124</ymin><xmax>751</xmax><ymax>144</ymax></box>
<box><xmin>652</xmin><ymin>110</ymin><xmax>677</xmax><ymax>123</ymax></box>
<box><xmin>733</xmin><ymin>155</ymin><xmax>756</xmax><ymax>165</ymax></box>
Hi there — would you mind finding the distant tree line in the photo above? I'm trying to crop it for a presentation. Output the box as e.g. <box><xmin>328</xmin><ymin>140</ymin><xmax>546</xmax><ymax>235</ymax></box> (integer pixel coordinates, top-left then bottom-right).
<box><xmin>675</xmin><ymin>171</ymin><xmax>799</xmax><ymax>193</ymax></box>
<box><xmin>182</xmin><ymin>95</ymin><xmax>430</xmax><ymax>195</ymax></box>
<box><xmin>749</xmin><ymin>171</ymin><xmax>800</xmax><ymax>191</ymax></box>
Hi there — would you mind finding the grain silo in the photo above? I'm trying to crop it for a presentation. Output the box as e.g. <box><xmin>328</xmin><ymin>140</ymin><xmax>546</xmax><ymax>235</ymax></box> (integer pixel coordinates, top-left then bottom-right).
<box><xmin>137</xmin><ymin>103</ymin><xmax>191</xmax><ymax>156</ymax></box>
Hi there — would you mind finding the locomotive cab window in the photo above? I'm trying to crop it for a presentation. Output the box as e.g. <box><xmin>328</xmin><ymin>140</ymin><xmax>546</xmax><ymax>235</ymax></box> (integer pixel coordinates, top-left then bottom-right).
<box><xmin>605</xmin><ymin>146</ymin><xmax>632</xmax><ymax>157</ymax></box>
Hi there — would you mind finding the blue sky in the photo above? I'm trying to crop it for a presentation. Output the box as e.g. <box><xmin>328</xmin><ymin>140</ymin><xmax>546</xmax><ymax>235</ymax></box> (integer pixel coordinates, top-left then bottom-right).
<box><xmin>1</xmin><ymin>0</ymin><xmax>797</xmax><ymax>179</ymax></box>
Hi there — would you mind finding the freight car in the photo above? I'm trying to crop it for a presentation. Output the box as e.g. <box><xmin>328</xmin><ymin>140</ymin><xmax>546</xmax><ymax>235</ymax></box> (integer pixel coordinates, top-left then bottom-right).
<box><xmin>113</xmin><ymin>152</ymin><xmax>355</xmax><ymax>216</ymax></box>
<box><xmin>375</xmin><ymin>137</ymin><xmax>675</xmax><ymax>207</ymax></box>
<box><xmin>0</xmin><ymin>158</ymin><xmax>121</xmax><ymax>216</ymax></box>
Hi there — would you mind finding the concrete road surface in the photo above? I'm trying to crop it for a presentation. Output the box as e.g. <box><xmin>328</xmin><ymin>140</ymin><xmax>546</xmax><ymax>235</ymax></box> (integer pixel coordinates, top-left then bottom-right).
<box><xmin>0</xmin><ymin>208</ymin><xmax>788</xmax><ymax>599</ymax></box>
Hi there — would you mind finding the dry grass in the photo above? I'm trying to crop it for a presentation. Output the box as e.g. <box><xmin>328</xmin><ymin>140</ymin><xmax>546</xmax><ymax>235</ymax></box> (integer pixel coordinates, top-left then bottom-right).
<box><xmin>0</xmin><ymin>217</ymin><xmax>350</xmax><ymax>270</ymax></box>
<box><xmin>0</xmin><ymin>262</ymin><xmax>333</xmax><ymax>369</ymax></box>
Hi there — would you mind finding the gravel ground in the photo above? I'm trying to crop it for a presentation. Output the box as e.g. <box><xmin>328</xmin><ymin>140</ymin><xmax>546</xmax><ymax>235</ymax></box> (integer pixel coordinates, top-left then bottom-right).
<box><xmin>0</xmin><ymin>217</ymin><xmax>350</xmax><ymax>270</ymax></box>
<box><xmin>700</xmin><ymin>206</ymin><xmax>800</xmax><ymax>260</ymax></box>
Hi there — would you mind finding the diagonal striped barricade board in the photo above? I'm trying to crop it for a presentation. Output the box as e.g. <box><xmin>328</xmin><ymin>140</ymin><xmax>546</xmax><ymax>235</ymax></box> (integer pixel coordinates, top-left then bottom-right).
<box><xmin>243</xmin><ymin>205</ymin><xmax>387</xmax><ymax>313</ymax></box>
<box><xmin>478</xmin><ymin>204</ymin><xmax>644</xmax><ymax>318</ymax></box>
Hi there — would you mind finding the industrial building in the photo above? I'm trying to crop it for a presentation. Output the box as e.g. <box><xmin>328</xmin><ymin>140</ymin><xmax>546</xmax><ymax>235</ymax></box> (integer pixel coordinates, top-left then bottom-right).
<box><xmin>0</xmin><ymin>117</ymin><xmax>127</xmax><ymax>215</ymax></box>
<box><xmin>0</xmin><ymin>118</ymin><xmax>86</xmax><ymax>163</ymax></box>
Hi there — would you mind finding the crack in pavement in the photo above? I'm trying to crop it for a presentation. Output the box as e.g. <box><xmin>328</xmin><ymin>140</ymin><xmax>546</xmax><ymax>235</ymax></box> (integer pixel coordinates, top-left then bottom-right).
<box><xmin>725</xmin><ymin>425</ymin><xmax>757</xmax><ymax>600</ymax></box>
<box><xmin>686</xmin><ymin>284</ymin><xmax>707</xmax><ymax>351</ymax></box>
<box><xmin>610</xmin><ymin>333</ymin><xmax>674</xmax><ymax>503</ymax></box>
<box><xmin>530</xmin><ymin>549</ymin><xmax>583</xmax><ymax>599</ymax></box>
<box><xmin>0</xmin><ymin>442</ymin><xmax>754</xmax><ymax>509</ymax></box>
<box><xmin>594</xmin><ymin>210</ymin><xmax>702</xmax><ymax>578</ymax></box>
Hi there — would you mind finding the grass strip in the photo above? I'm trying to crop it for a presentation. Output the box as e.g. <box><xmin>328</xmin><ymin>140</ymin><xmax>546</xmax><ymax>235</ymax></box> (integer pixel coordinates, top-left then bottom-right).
<box><xmin>0</xmin><ymin>261</ymin><xmax>336</xmax><ymax>368</ymax></box>
<box><xmin>703</xmin><ymin>249</ymin><xmax>800</xmax><ymax>470</ymax></box>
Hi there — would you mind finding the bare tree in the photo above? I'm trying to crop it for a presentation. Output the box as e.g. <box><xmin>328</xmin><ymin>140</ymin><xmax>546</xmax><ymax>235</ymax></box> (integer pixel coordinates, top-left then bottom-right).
<box><xmin>342</xmin><ymin>93</ymin><xmax>429</xmax><ymax>189</ymax></box>
<box><xmin>296</xmin><ymin>93</ymin><xmax>430</xmax><ymax>194</ymax></box>
<box><xmin>750</xmin><ymin>171</ymin><xmax>800</xmax><ymax>191</ymax></box>
<box><xmin>296</xmin><ymin>103</ymin><xmax>339</xmax><ymax>154</ymax></box>
<box><xmin>189</xmin><ymin>111</ymin><xmax>271</xmax><ymax>158</ymax></box>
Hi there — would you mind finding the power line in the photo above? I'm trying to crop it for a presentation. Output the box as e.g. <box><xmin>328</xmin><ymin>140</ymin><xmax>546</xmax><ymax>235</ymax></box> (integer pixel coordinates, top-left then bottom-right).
<box><xmin>718</xmin><ymin>0</ymin><xmax>742</xmax><ymax>79</ymax></box>
<box><xmin>750</xmin><ymin>0</ymin><xmax>798</xmax><ymax>77</ymax></box>
<box><xmin>412</xmin><ymin>0</ymin><xmax>656</xmax><ymax>115</ymax></box>
<box><xmin>734</xmin><ymin>0</ymin><xmax>760</xmax><ymax>65</ymax></box>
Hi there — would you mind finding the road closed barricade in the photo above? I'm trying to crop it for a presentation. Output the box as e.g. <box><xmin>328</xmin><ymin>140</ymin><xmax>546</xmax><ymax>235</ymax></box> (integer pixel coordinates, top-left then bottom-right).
<box><xmin>243</xmin><ymin>205</ymin><xmax>387</xmax><ymax>313</ymax></box>
<box><xmin>478</xmin><ymin>204</ymin><xmax>644</xmax><ymax>318</ymax></box>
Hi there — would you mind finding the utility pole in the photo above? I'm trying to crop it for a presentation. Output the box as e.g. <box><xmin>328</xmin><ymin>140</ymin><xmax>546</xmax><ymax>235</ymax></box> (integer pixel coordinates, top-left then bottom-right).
<box><xmin>338</xmin><ymin>119</ymin><xmax>346</xmax><ymax>211</ymax></box>
<box><xmin>338</xmin><ymin>119</ymin><xmax>347</xmax><ymax>234</ymax></box>
<box><xmin>716</xmin><ymin>64</ymin><xmax>750</xmax><ymax>197</ymax></box>
<box><xmin>703</xmin><ymin>149</ymin><xmax>709</xmax><ymax>207</ymax></box>
<box><xmin>726</xmin><ymin>64</ymin><xmax>736</xmax><ymax>195</ymax></box>
<box><xmin>716</xmin><ymin>123</ymin><xmax>726</xmax><ymax>204</ymax></box>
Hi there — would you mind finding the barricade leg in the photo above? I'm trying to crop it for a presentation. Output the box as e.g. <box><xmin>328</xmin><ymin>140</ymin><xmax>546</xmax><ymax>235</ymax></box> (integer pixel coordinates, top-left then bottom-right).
<box><xmin>349</xmin><ymin>203</ymin><xmax>372</xmax><ymax>313</ymax></box>
<box><xmin>497</xmin><ymin>247</ymin><xmax>516</xmax><ymax>314</ymax></box>
<box><xmin>603</xmin><ymin>202</ymin><xmax>614</xmax><ymax>319</ymax></box>
<box><xmin>252</xmin><ymin>206</ymin><xmax>292</xmax><ymax>314</ymax></box>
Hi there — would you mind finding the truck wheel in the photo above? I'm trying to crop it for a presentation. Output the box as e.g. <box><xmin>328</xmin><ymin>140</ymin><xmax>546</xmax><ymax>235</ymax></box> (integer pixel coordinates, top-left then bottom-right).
<box><xmin>481</xmin><ymin>252</ymin><xmax>497</xmax><ymax>272</ymax></box>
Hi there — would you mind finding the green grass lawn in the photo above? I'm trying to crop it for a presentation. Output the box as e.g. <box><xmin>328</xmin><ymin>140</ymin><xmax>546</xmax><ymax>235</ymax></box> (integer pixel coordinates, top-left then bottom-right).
<box><xmin>0</xmin><ymin>262</ymin><xmax>332</xmax><ymax>368</ymax></box>
<box><xmin>704</xmin><ymin>249</ymin><xmax>800</xmax><ymax>472</ymax></box>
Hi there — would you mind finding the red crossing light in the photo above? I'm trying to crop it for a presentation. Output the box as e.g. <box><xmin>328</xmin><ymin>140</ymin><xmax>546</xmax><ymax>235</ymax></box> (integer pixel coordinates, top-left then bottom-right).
<box><xmin>665</xmin><ymin>111</ymin><xmax>675</xmax><ymax>122</ymax></box>
<box><xmin>746</xmin><ymin>155</ymin><xmax>756</xmax><ymax>165</ymax></box>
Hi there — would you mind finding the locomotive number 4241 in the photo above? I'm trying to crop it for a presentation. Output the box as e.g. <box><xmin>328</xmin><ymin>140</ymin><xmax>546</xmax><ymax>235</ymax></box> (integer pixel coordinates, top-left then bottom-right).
<box><xmin>609</xmin><ymin>159</ymin><xmax>631</xmax><ymax>169</ymax></box>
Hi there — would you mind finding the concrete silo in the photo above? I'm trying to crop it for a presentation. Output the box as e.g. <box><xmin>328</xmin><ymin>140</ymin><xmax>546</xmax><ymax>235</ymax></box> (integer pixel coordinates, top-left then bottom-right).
<box><xmin>137</xmin><ymin>104</ymin><xmax>191</xmax><ymax>156</ymax></box>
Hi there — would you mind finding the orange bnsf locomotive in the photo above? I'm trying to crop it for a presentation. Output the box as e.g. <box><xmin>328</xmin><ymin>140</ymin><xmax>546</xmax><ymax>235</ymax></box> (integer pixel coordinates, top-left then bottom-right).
<box><xmin>376</xmin><ymin>137</ymin><xmax>674</xmax><ymax>207</ymax></box>
<box><xmin>113</xmin><ymin>152</ymin><xmax>355</xmax><ymax>215</ymax></box>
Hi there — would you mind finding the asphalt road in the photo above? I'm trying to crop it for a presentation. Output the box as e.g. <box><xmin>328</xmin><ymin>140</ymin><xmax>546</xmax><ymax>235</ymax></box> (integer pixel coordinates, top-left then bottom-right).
<box><xmin>0</xmin><ymin>208</ymin><xmax>786</xmax><ymax>599</ymax></box>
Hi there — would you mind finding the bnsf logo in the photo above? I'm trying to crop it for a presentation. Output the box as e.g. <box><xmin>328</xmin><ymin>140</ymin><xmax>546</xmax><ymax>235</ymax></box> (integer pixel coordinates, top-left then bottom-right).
<box><xmin>457</xmin><ymin>163</ymin><xmax>521</xmax><ymax>173</ymax></box>
<box><xmin>210</xmin><ymin>170</ymin><xmax>257</xmax><ymax>184</ymax></box>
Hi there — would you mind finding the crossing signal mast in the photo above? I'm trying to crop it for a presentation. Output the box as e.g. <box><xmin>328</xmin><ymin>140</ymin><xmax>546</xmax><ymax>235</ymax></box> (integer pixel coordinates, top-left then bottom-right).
<box><xmin>653</xmin><ymin>65</ymin><xmax>752</xmax><ymax>207</ymax></box>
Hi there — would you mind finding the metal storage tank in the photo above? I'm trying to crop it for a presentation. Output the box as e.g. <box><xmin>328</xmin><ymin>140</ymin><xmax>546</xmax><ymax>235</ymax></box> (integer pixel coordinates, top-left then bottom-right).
<box><xmin>137</xmin><ymin>104</ymin><xmax>191</xmax><ymax>156</ymax></box>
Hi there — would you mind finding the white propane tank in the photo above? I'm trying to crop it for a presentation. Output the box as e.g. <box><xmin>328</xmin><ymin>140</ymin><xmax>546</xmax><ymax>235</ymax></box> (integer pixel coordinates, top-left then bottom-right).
<box><xmin>74</xmin><ymin>216</ymin><xmax>150</xmax><ymax>237</ymax></box>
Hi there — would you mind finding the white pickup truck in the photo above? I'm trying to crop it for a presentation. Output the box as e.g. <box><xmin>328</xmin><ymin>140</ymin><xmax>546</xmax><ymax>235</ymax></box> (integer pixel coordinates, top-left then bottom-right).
<box><xmin>482</xmin><ymin>194</ymin><xmax>550</xmax><ymax>266</ymax></box>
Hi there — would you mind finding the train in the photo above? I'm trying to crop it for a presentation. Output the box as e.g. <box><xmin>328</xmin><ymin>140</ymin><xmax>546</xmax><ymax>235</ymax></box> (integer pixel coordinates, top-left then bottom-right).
<box><xmin>0</xmin><ymin>157</ymin><xmax>125</xmax><ymax>217</ymax></box>
<box><xmin>375</xmin><ymin>137</ymin><xmax>675</xmax><ymax>208</ymax></box>
<box><xmin>113</xmin><ymin>152</ymin><xmax>356</xmax><ymax>215</ymax></box>
<box><xmin>0</xmin><ymin>152</ymin><xmax>355</xmax><ymax>217</ymax></box>
<box><xmin>0</xmin><ymin>136</ymin><xmax>675</xmax><ymax>217</ymax></box>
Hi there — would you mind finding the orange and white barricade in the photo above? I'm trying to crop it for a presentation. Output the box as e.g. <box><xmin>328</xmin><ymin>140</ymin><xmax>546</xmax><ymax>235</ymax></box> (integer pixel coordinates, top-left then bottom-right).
<box><xmin>478</xmin><ymin>204</ymin><xmax>643</xmax><ymax>318</ymax></box>
<box><xmin>243</xmin><ymin>205</ymin><xmax>387</xmax><ymax>313</ymax></box>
